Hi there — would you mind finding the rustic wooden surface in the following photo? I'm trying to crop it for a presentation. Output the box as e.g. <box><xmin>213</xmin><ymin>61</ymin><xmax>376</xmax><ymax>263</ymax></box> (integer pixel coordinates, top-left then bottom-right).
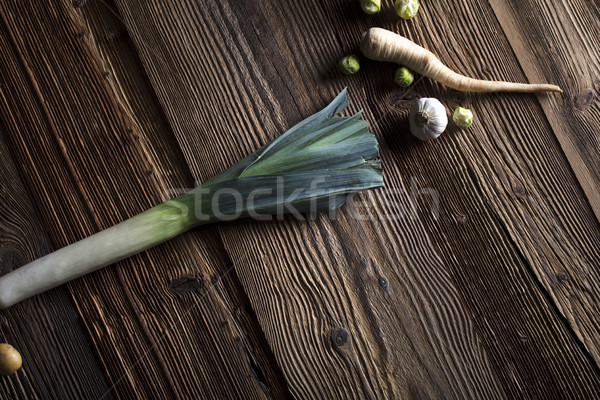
<box><xmin>0</xmin><ymin>0</ymin><xmax>598</xmax><ymax>399</ymax></box>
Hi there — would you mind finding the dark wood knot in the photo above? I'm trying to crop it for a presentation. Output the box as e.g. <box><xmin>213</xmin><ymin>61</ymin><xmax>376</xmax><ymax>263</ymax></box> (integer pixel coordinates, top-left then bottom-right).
<box><xmin>360</xmin><ymin>254</ymin><xmax>368</xmax><ymax>269</ymax></box>
<box><xmin>332</xmin><ymin>328</ymin><xmax>349</xmax><ymax>347</ymax></box>
<box><xmin>513</xmin><ymin>184</ymin><xmax>526</xmax><ymax>198</ymax></box>
<box><xmin>453</xmin><ymin>212</ymin><xmax>467</xmax><ymax>225</ymax></box>
<box><xmin>556</xmin><ymin>271</ymin><xmax>570</xmax><ymax>283</ymax></box>
<box><xmin>378</xmin><ymin>275</ymin><xmax>389</xmax><ymax>291</ymax></box>
<box><xmin>168</xmin><ymin>275</ymin><xmax>204</xmax><ymax>293</ymax></box>
<box><xmin>73</xmin><ymin>0</ymin><xmax>88</xmax><ymax>9</ymax></box>
<box><xmin>573</xmin><ymin>92</ymin><xmax>594</xmax><ymax>111</ymax></box>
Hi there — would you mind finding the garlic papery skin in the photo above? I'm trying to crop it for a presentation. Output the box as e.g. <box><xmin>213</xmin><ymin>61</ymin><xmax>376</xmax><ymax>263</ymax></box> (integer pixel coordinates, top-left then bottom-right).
<box><xmin>409</xmin><ymin>98</ymin><xmax>448</xmax><ymax>140</ymax></box>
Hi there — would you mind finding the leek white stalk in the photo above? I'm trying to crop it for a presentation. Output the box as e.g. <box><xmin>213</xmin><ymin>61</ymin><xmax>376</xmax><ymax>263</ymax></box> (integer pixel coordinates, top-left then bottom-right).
<box><xmin>0</xmin><ymin>198</ymin><xmax>197</xmax><ymax>309</ymax></box>
<box><xmin>0</xmin><ymin>89</ymin><xmax>383</xmax><ymax>309</ymax></box>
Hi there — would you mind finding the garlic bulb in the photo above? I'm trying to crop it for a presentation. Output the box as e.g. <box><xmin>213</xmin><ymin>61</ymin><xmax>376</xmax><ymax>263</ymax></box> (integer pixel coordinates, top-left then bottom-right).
<box><xmin>409</xmin><ymin>98</ymin><xmax>448</xmax><ymax>140</ymax></box>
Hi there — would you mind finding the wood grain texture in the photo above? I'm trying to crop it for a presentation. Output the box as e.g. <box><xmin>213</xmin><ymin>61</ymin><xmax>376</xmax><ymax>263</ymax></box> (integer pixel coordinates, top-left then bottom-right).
<box><xmin>0</xmin><ymin>0</ymin><xmax>287</xmax><ymax>398</ymax></box>
<box><xmin>115</xmin><ymin>0</ymin><xmax>600</xmax><ymax>398</ymax></box>
<box><xmin>355</xmin><ymin>0</ymin><xmax>600</xmax><ymax>395</ymax></box>
<box><xmin>490</xmin><ymin>0</ymin><xmax>600</xmax><ymax>221</ymax></box>
<box><xmin>0</xmin><ymin>0</ymin><xmax>599</xmax><ymax>398</ymax></box>
<box><xmin>378</xmin><ymin>0</ymin><xmax>600</xmax><ymax>394</ymax></box>
<box><xmin>489</xmin><ymin>0</ymin><xmax>600</xmax><ymax>363</ymax></box>
<box><xmin>0</xmin><ymin>128</ymin><xmax>111</xmax><ymax>399</ymax></box>
<box><xmin>114</xmin><ymin>0</ymin><xmax>509</xmax><ymax>398</ymax></box>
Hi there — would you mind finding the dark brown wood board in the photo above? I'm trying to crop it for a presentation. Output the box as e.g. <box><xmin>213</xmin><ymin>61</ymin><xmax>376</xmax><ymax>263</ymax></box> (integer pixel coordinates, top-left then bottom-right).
<box><xmin>0</xmin><ymin>127</ymin><xmax>111</xmax><ymax>399</ymax></box>
<box><xmin>0</xmin><ymin>0</ymin><xmax>599</xmax><ymax>399</ymax></box>
<box><xmin>488</xmin><ymin>0</ymin><xmax>600</xmax><ymax>364</ymax></box>
<box><xmin>112</xmin><ymin>0</ymin><xmax>504</xmax><ymax>398</ymax></box>
<box><xmin>0</xmin><ymin>0</ymin><xmax>286</xmax><ymax>398</ymax></box>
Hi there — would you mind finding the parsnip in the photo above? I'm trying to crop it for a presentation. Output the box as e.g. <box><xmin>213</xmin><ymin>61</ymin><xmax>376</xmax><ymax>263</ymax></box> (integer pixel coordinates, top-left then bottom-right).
<box><xmin>360</xmin><ymin>28</ymin><xmax>562</xmax><ymax>93</ymax></box>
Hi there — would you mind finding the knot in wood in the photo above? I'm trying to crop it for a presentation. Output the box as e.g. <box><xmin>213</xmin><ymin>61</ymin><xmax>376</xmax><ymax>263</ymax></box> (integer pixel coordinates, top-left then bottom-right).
<box><xmin>378</xmin><ymin>275</ymin><xmax>389</xmax><ymax>291</ymax></box>
<box><xmin>332</xmin><ymin>328</ymin><xmax>349</xmax><ymax>347</ymax></box>
<box><xmin>168</xmin><ymin>275</ymin><xmax>204</xmax><ymax>293</ymax></box>
<box><xmin>360</xmin><ymin>254</ymin><xmax>369</xmax><ymax>269</ymax></box>
<box><xmin>556</xmin><ymin>271</ymin><xmax>570</xmax><ymax>283</ymax></box>
<box><xmin>573</xmin><ymin>92</ymin><xmax>594</xmax><ymax>111</ymax></box>
<box><xmin>453</xmin><ymin>212</ymin><xmax>467</xmax><ymax>225</ymax></box>
<box><xmin>73</xmin><ymin>0</ymin><xmax>88</xmax><ymax>8</ymax></box>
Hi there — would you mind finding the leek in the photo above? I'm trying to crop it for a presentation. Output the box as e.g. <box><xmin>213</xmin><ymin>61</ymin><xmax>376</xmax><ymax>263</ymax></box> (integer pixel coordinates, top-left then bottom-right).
<box><xmin>0</xmin><ymin>89</ymin><xmax>383</xmax><ymax>309</ymax></box>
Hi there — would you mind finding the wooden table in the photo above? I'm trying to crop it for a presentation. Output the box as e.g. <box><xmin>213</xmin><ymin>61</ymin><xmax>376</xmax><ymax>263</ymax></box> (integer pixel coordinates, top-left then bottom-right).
<box><xmin>1</xmin><ymin>0</ymin><xmax>599</xmax><ymax>398</ymax></box>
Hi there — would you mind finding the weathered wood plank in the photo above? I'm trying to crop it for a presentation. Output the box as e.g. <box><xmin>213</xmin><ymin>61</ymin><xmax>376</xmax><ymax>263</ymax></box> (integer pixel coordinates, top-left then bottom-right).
<box><xmin>357</xmin><ymin>0</ymin><xmax>600</xmax><ymax>396</ymax></box>
<box><xmin>2</xmin><ymin>0</ymin><xmax>598</xmax><ymax>398</ymax></box>
<box><xmin>0</xmin><ymin>127</ymin><xmax>111</xmax><ymax>399</ymax></box>
<box><xmin>0</xmin><ymin>1</ymin><xmax>286</xmax><ymax>398</ymax></box>
<box><xmin>116</xmin><ymin>0</ymin><xmax>600</xmax><ymax>398</ymax></box>
<box><xmin>115</xmin><ymin>0</ymin><xmax>508</xmax><ymax>398</ymax></box>
<box><xmin>268</xmin><ymin>0</ymin><xmax>600</xmax><ymax>395</ymax></box>
<box><xmin>490</xmin><ymin>0</ymin><xmax>600</xmax><ymax>221</ymax></box>
<box><xmin>488</xmin><ymin>0</ymin><xmax>600</xmax><ymax>363</ymax></box>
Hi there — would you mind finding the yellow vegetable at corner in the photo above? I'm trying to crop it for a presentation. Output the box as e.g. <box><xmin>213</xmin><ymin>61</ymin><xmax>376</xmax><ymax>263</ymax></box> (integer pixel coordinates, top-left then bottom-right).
<box><xmin>0</xmin><ymin>343</ymin><xmax>22</xmax><ymax>375</ymax></box>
